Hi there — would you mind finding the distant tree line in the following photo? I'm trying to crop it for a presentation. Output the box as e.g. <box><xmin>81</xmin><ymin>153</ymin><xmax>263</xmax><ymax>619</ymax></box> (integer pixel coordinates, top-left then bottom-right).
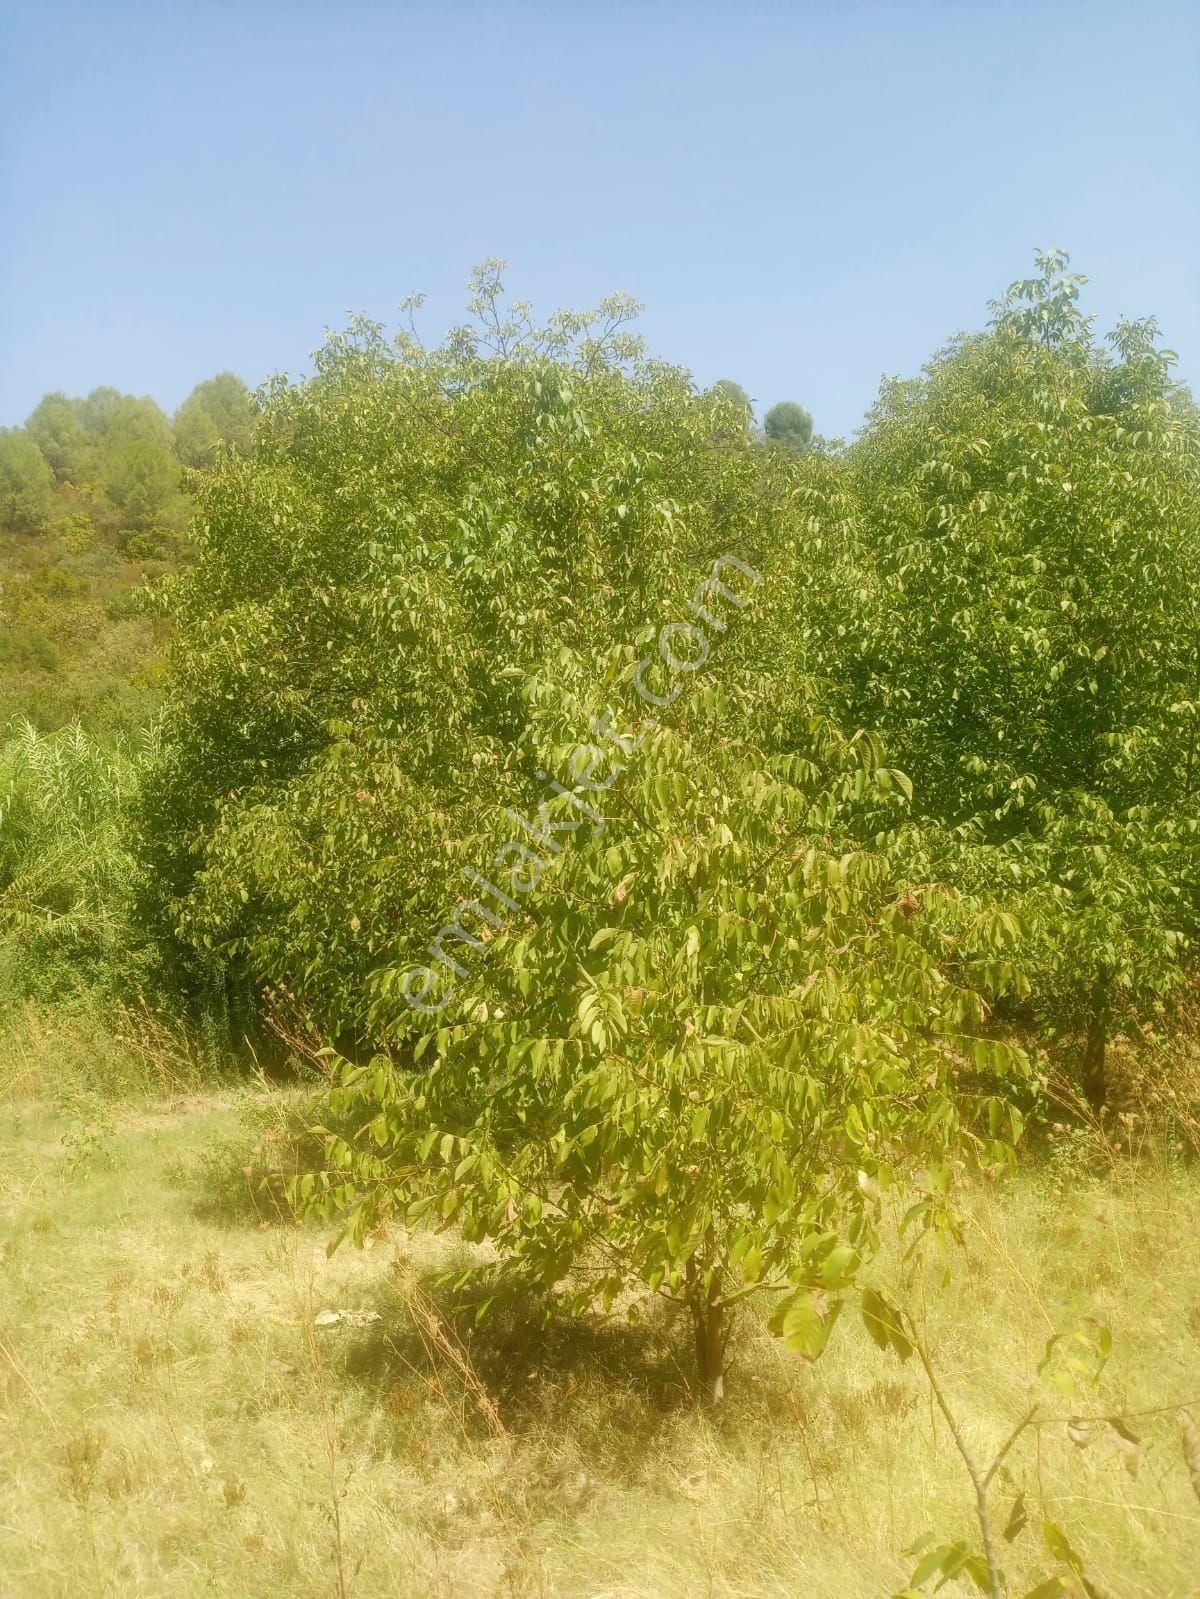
<box><xmin>0</xmin><ymin>373</ymin><xmax>254</xmax><ymax>732</ymax></box>
<box><xmin>704</xmin><ymin>379</ymin><xmax>814</xmax><ymax>451</ymax></box>
<box><xmin>0</xmin><ymin>372</ymin><xmax>254</xmax><ymax>538</ymax></box>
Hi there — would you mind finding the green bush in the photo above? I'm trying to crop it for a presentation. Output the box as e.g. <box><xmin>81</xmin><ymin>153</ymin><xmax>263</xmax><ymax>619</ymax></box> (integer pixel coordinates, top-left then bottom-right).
<box><xmin>140</xmin><ymin>266</ymin><xmax>796</xmax><ymax>1046</ymax></box>
<box><xmin>749</xmin><ymin>253</ymin><xmax>1200</xmax><ymax>1101</ymax></box>
<box><xmin>309</xmin><ymin>653</ymin><xmax>1026</xmax><ymax>1395</ymax></box>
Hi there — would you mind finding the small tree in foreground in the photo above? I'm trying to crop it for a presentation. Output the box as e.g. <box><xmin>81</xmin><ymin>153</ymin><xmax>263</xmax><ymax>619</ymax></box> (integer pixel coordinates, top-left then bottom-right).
<box><xmin>303</xmin><ymin>661</ymin><xmax>1026</xmax><ymax>1398</ymax></box>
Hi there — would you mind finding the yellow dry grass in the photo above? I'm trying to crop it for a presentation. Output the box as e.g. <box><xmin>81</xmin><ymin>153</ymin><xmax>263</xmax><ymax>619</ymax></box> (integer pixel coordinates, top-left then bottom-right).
<box><xmin>2</xmin><ymin>1026</ymin><xmax>1200</xmax><ymax>1597</ymax></box>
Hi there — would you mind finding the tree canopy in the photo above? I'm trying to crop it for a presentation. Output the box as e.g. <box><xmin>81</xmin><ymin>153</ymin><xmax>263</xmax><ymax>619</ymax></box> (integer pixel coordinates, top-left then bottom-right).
<box><xmin>838</xmin><ymin>254</ymin><xmax>1200</xmax><ymax>1098</ymax></box>
<box><xmin>0</xmin><ymin>432</ymin><xmax>55</xmax><ymax>532</ymax></box>
<box><xmin>763</xmin><ymin>399</ymin><xmax>813</xmax><ymax>451</ymax></box>
<box><xmin>138</xmin><ymin>268</ymin><xmax>796</xmax><ymax>1039</ymax></box>
<box><xmin>0</xmin><ymin>373</ymin><xmax>249</xmax><ymax>732</ymax></box>
<box><xmin>173</xmin><ymin>372</ymin><xmax>255</xmax><ymax>467</ymax></box>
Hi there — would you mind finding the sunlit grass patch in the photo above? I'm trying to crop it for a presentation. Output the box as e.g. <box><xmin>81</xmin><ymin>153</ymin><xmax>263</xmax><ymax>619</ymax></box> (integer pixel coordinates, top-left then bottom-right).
<box><xmin>1</xmin><ymin>1075</ymin><xmax>1198</xmax><ymax>1597</ymax></box>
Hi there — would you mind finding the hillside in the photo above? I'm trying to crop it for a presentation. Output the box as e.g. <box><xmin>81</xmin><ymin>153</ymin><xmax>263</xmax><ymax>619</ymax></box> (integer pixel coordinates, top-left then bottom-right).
<box><xmin>0</xmin><ymin>375</ymin><xmax>252</xmax><ymax>734</ymax></box>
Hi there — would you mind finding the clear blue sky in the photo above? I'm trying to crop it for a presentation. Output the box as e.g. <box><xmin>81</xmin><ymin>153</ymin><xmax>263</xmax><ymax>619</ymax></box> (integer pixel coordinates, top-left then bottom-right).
<box><xmin>2</xmin><ymin>1</ymin><xmax>1197</xmax><ymax>439</ymax></box>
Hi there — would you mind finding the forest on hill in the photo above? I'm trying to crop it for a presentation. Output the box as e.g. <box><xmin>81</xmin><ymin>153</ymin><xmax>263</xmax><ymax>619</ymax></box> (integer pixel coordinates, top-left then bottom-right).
<box><xmin>0</xmin><ymin>372</ymin><xmax>252</xmax><ymax>731</ymax></box>
<box><xmin>3</xmin><ymin>253</ymin><xmax>1200</xmax><ymax>1598</ymax></box>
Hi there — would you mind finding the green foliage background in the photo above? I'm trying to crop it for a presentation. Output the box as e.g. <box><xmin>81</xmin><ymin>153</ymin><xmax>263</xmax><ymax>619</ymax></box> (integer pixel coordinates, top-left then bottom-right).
<box><xmin>3</xmin><ymin>253</ymin><xmax>1199</xmax><ymax>1388</ymax></box>
<box><xmin>0</xmin><ymin>372</ymin><xmax>253</xmax><ymax>734</ymax></box>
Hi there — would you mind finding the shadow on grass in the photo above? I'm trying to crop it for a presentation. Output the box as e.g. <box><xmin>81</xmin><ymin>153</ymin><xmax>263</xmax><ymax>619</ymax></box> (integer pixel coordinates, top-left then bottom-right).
<box><xmin>184</xmin><ymin>1118</ymin><xmax>820</xmax><ymax>1465</ymax></box>
<box><xmin>175</xmin><ymin>1101</ymin><xmax>819</xmax><ymax>1476</ymax></box>
<box><xmin>336</xmin><ymin>1261</ymin><xmax>704</xmax><ymax>1483</ymax></box>
<box><xmin>178</xmin><ymin>1090</ymin><xmax>344</xmax><ymax>1228</ymax></box>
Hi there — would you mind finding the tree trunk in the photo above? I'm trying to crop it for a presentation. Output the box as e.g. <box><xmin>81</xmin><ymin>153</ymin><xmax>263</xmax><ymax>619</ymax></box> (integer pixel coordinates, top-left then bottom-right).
<box><xmin>691</xmin><ymin>1295</ymin><xmax>727</xmax><ymax>1405</ymax></box>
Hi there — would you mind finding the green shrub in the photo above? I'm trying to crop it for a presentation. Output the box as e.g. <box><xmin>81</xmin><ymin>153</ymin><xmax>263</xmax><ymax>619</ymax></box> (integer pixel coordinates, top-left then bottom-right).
<box><xmin>0</xmin><ymin>720</ymin><xmax>154</xmax><ymax>1001</ymax></box>
<box><xmin>750</xmin><ymin>253</ymin><xmax>1200</xmax><ymax>1102</ymax></box>
<box><xmin>308</xmin><ymin>653</ymin><xmax>1026</xmax><ymax>1396</ymax></box>
<box><xmin>141</xmin><ymin>266</ymin><xmax>797</xmax><ymax>1047</ymax></box>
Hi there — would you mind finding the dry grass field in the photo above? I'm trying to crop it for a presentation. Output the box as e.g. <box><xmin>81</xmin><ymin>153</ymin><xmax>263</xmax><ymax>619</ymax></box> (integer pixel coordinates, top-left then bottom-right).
<box><xmin>2</xmin><ymin>1014</ymin><xmax>1200</xmax><ymax>1598</ymax></box>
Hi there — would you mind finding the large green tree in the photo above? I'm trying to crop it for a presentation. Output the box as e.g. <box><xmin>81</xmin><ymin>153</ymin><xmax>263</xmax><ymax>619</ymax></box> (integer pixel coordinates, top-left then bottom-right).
<box><xmin>140</xmin><ymin>267</ymin><xmax>793</xmax><ymax>1036</ymax></box>
<box><xmin>24</xmin><ymin>393</ymin><xmax>91</xmax><ymax>483</ymax></box>
<box><xmin>99</xmin><ymin>438</ymin><xmax>180</xmax><ymax>530</ymax></box>
<box><xmin>78</xmin><ymin>388</ymin><xmax>173</xmax><ymax>452</ymax></box>
<box><xmin>785</xmin><ymin>253</ymin><xmax>1200</xmax><ymax>1100</ymax></box>
<box><xmin>705</xmin><ymin>378</ymin><xmax>754</xmax><ymax>431</ymax></box>
<box><xmin>763</xmin><ymin>400</ymin><xmax>813</xmax><ymax>452</ymax></box>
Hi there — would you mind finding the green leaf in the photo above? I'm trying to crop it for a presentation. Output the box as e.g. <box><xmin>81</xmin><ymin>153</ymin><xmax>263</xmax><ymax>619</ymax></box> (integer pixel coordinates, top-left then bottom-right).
<box><xmin>1041</xmin><ymin>1521</ymin><xmax>1083</xmax><ymax>1573</ymax></box>
<box><xmin>862</xmin><ymin>1289</ymin><xmax>913</xmax><ymax>1361</ymax></box>
<box><xmin>777</xmin><ymin>1290</ymin><xmax>841</xmax><ymax>1363</ymax></box>
<box><xmin>821</xmin><ymin>1244</ymin><xmax>861</xmax><ymax>1289</ymax></box>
